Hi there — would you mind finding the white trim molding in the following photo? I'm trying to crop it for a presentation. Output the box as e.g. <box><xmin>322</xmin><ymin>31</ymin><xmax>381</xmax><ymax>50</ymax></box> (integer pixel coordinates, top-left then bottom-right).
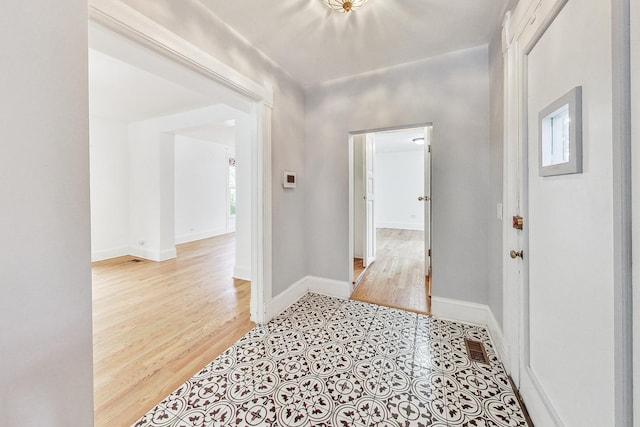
<box><xmin>91</xmin><ymin>246</ymin><xmax>129</xmax><ymax>262</ymax></box>
<box><xmin>128</xmin><ymin>246</ymin><xmax>177</xmax><ymax>262</ymax></box>
<box><xmin>265</xmin><ymin>276</ymin><xmax>352</xmax><ymax>322</ymax></box>
<box><xmin>431</xmin><ymin>297</ymin><xmax>507</xmax><ymax>366</ymax></box>
<box><xmin>233</xmin><ymin>265</ymin><xmax>252</xmax><ymax>281</ymax></box>
<box><xmin>88</xmin><ymin>0</ymin><xmax>272</xmax><ymax>106</ymax></box>
<box><xmin>375</xmin><ymin>222</ymin><xmax>425</xmax><ymax>231</ymax></box>
<box><xmin>265</xmin><ymin>277</ymin><xmax>309</xmax><ymax>321</ymax></box>
<box><xmin>306</xmin><ymin>276</ymin><xmax>352</xmax><ymax>299</ymax></box>
<box><xmin>175</xmin><ymin>228</ymin><xmax>228</xmax><ymax>245</ymax></box>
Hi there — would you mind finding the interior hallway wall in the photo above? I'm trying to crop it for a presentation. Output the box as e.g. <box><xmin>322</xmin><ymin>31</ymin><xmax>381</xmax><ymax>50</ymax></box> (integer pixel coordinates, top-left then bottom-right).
<box><xmin>90</xmin><ymin>116</ymin><xmax>130</xmax><ymax>261</ymax></box>
<box><xmin>305</xmin><ymin>46</ymin><xmax>491</xmax><ymax>304</ymax></box>
<box><xmin>487</xmin><ymin>29</ymin><xmax>505</xmax><ymax>327</ymax></box>
<box><xmin>174</xmin><ymin>135</ymin><xmax>234</xmax><ymax>244</ymax></box>
<box><xmin>120</xmin><ymin>0</ymin><xmax>306</xmax><ymax>296</ymax></box>
<box><xmin>375</xmin><ymin>150</ymin><xmax>425</xmax><ymax>231</ymax></box>
<box><xmin>127</xmin><ymin>105</ymin><xmax>248</xmax><ymax>263</ymax></box>
<box><xmin>0</xmin><ymin>2</ymin><xmax>94</xmax><ymax>425</ymax></box>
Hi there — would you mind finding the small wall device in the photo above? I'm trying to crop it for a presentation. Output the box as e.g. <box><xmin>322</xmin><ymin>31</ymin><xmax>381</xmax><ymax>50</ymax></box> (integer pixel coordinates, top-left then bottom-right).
<box><xmin>283</xmin><ymin>171</ymin><xmax>297</xmax><ymax>188</ymax></box>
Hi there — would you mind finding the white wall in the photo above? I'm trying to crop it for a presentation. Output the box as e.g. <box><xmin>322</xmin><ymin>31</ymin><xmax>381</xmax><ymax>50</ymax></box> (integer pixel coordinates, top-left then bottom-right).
<box><xmin>127</xmin><ymin>105</ymin><xmax>248</xmax><ymax>261</ymax></box>
<box><xmin>90</xmin><ymin>117</ymin><xmax>130</xmax><ymax>261</ymax></box>
<box><xmin>120</xmin><ymin>0</ymin><xmax>307</xmax><ymax>296</ymax></box>
<box><xmin>305</xmin><ymin>46</ymin><xmax>490</xmax><ymax>303</ymax></box>
<box><xmin>0</xmin><ymin>2</ymin><xmax>94</xmax><ymax>425</ymax></box>
<box><xmin>233</xmin><ymin>121</ymin><xmax>252</xmax><ymax>280</ymax></box>
<box><xmin>375</xmin><ymin>150</ymin><xmax>424</xmax><ymax>231</ymax></box>
<box><xmin>525</xmin><ymin>0</ymin><xmax>614</xmax><ymax>424</ymax></box>
<box><xmin>174</xmin><ymin>135</ymin><xmax>234</xmax><ymax>244</ymax></box>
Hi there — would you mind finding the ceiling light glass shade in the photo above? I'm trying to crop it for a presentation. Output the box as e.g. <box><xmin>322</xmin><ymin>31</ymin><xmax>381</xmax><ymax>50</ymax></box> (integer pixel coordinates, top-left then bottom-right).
<box><xmin>323</xmin><ymin>0</ymin><xmax>368</xmax><ymax>12</ymax></box>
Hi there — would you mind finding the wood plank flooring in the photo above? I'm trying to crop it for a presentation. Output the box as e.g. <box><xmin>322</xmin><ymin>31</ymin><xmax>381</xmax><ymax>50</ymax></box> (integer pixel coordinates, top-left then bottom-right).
<box><xmin>92</xmin><ymin>234</ymin><xmax>254</xmax><ymax>427</ymax></box>
<box><xmin>353</xmin><ymin>257</ymin><xmax>365</xmax><ymax>284</ymax></box>
<box><xmin>351</xmin><ymin>228</ymin><xmax>429</xmax><ymax>314</ymax></box>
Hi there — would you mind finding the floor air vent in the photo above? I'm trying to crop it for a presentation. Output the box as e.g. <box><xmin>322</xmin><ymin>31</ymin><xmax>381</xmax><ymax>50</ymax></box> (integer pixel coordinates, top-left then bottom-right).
<box><xmin>464</xmin><ymin>339</ymin><xmax>489</xmax><ymax>364</ymax></box>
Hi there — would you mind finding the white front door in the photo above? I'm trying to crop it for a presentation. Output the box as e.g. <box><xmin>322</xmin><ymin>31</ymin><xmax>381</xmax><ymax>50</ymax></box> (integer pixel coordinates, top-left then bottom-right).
<box><xmin>364</xmin><ymin>133</ymin><xmax>376</xmax><ymax>267</ymax></box>
<box><xmin>504</xmin><ymin>1</ymin><xmax>619</xmax><ymax>425</ymax></box>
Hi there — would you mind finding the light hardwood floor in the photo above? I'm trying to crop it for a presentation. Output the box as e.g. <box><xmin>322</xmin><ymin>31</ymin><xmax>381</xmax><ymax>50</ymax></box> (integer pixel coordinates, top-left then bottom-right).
<box><xmin>353</xmin><ymin>257</ymin><xmax>365</xmax><ymax>284</ymax></box>
<box><xmin>92</xmin><ymin>234</ymin><xmax>254</xmax><ymax>427</ymax></box>
<box><xmin>351</xmin><ymin>228</ymin><xmax>429</xmax><ymax>314</ymax></box>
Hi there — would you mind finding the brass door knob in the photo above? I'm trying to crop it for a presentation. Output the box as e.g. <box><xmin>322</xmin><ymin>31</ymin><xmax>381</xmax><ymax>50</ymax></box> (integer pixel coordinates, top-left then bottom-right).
<box><xmin>418</xmin><ymin>196</ymin><xmax>430</xmax><ymax>202</ymax></box>
<box><xmin>510</xmin><ymin>250</ymin><xmax>524</xmax><ymax>259</ymax></box>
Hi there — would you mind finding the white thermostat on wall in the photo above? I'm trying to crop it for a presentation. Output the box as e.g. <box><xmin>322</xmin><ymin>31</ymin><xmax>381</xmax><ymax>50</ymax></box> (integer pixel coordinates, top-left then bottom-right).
<box><xmin>283</xmin><ymin>171</ymin><xmax>297</xmax><ymax>188</ymax></box>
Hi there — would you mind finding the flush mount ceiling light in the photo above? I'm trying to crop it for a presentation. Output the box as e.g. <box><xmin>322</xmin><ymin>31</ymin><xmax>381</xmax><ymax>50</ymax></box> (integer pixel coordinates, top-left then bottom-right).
<box><xmin>412</xmin><ymin>137</ymin><xmax>425</xmax><ymax>145</ymax></box>
<box><xmin>323</xmin><ymin>0</ymin><xmax>368</xmax><ymax>12</ymax></box>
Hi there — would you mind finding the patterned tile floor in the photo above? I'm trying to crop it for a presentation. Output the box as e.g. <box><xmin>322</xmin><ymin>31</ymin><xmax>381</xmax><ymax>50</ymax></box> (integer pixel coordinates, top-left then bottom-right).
<box><xmin>133</xmin><ymin>293</ymin><xmax>528</xmax><ymax>427</ymax></box>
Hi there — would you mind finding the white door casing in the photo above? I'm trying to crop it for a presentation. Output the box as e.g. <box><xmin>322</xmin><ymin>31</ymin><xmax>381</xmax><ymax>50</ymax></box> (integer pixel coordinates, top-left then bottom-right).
<box><xmin>423</xmin><ymin>126</ymin><xmax>432</xmax><ymax>274</ymax></box>
<box><xmin>364</xmin><ymin>133</ymin><xmax>376</xmax><ymax>267</ymax></box>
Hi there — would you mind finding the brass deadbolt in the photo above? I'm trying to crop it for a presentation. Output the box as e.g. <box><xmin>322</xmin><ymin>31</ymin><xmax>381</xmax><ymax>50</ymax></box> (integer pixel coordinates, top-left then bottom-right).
<box><xmin>510</xmin><ymin>250</ymin><xmax>524</xmax><ymax>259</ymax></box>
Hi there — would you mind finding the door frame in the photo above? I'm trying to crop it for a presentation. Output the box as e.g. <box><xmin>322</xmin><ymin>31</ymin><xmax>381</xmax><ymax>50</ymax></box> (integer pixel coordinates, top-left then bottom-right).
<box><xmin>363</xmin><ymin>133</ymin><xmax>376</xmax><ymax>268</ymax></box>
<box><xmin>502</xmin><ymin>0</ymin><xmax>632</xmax><ymax>425</ymax></box>
<box><xmin>88</xmin><ymin>0</ymin><xmax>274</xmax><ymax>324</ymax></box>
<box><xmin>347</xmin><ymin>122</ymin><xmax>433</xmax><ymax>292</ymax></box>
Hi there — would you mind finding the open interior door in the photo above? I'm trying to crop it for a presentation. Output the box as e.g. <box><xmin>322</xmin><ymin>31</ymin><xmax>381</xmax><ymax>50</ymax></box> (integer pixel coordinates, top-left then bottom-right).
<box><xmin>423</xmin><ymin>126</ymin><xmax>433</xmax><ymax>311</ymax></box>
<box><xmin>363</xmin><ymin>133</ymin><xmax>376</xmax><ymax>267</ymax></box>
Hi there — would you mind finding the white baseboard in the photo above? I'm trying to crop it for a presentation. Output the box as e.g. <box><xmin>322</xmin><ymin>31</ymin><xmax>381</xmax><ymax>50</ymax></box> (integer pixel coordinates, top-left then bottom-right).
<box><xmin>233</xmin><ymin>264</ymin><xmax>251</xmax><ymax>281</ymax></box>
<box><xmin>128</xmin><ymin>246</ymin><xmax>177</xmax><ymax>262</ymax></box>
<box><xmin>91</xmin><ymin>246</ymin><xmax>129</xmax><ymax>262</ymax></box>
<box><xmin>431</xmin><ymin>296</ymin><xmax>489</xmax><ymax>324</ymax></box>
<box><xmin>175</xmin><ymin>227</ymin><xmax>227</xmax><ymax>245</ymax></box>
<box><xmin>376</xmin><ymin>222</ymin><xmax>424</xmax><ymax>231</ymax></box>
<box><xmin>486</xmin><ymin>306</ymin><xmax>508</xmax><ymax>368</ymax></box>
<box><xmin>265</xmin><ymin>276</ymin><xmax>308</xmax><ymax>320</ymax></box>
<box><xmin>265</xmin><ymin>276</ymin><xmax>352</xmax><ymax>322</ymax></box>
<box><xmin>431</xmin><ymin>296</ymin><xmax>506</xmax><ymax>365</ymax></box>
<box><xmin>305</xmin><ymin>276</ymin><xmax>352</xmax><ymax>299</ymax></box>
<box><xmin>264</xmin><ymin>282</ymin><xmax>508</xmax><ymax>370</ymax></box>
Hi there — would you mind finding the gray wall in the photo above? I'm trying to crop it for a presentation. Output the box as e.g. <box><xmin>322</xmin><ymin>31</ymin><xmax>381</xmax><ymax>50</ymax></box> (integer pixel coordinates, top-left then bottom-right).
<box><xmin>0</xmin><ymin>2</ymin><xmax>94</xmax><ymax>425</ymax></box>
<box><xmin>121</xmin><ymin>0</ymin><xmax>306</xmax><ymax>296</ymax></box>
<box><xmin>488</xmin><ymin>30</ymin><xmax>504</xmax><ymax>327</ymax></box>
<box><xmin>305</xmin><ymin>46</ymin><xmax>491</xmax><ymax>303</ymax></box>
<box><xmin>632</xmin><ymin>0</ymin><xmax>640</xmax><ymax>418</ymax></box>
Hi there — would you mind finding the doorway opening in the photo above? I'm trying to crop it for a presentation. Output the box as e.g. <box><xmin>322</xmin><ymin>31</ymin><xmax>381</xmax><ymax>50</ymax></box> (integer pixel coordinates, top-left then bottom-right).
<box><xmin>349</xmin><ymin>125</ymin><xmax>432</xmax><ymax>314</ymax></box>
<box><xmin>87</xmin><ymin>18</ymin><xmax>270</xmax><ymax>426</ymax></box>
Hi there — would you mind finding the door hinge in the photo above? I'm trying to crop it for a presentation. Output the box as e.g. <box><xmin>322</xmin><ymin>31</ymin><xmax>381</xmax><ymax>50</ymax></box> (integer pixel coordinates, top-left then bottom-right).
<box><xmin>428</xmin><ymin>145</ymin><xmax>431</xmax><ymax>153</ymax></box>
<box><xmin>428</xmin><ymin>249</ymin><xmax>431</xmax><ymax>257</ymax></box>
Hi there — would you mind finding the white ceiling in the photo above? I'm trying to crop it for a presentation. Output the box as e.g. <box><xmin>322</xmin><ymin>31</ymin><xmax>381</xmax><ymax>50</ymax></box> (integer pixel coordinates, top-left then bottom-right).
<box><xmin>89</xmin><ymin>49</ymin><xmax>214</xmax><ymax>122</ymax></box>
<box><xmin>374</xmin><ymin>127</ymin><xmax>426</xmax><ymax>153</ymax></box>
<box><xmin>88</xmin><ymin>23</ymin><xmax>253</xmax><ymax>137</ymax></box>
<box><xmin>88</xmin><ymin>47</ymin><xmax>240</xmax><ymax>144</ymax></box>
<box><xmin>199</xmin><ymin>0</ymin><xmax>508</xmax><ymax>86</ymax></box>
<box><xmin>176</xmin><ymin>122</ymin><xmax>236</xmax><ymax>146</ymax></box>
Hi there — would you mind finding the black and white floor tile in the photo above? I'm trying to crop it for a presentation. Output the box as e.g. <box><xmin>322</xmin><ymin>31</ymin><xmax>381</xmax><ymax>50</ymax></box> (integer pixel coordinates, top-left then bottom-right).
<box><xmin>133</xmin><ymin>293</ymin><xmax>528</xmax><ymax>427</ymax></box>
